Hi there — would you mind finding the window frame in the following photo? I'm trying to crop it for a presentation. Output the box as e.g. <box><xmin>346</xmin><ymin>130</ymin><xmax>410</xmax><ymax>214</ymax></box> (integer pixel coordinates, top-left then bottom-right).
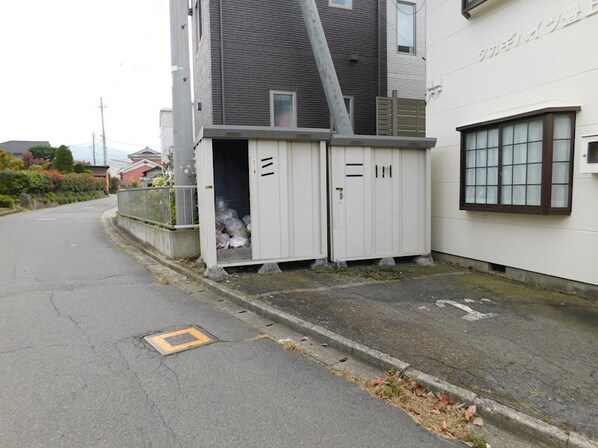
<box><xmin>396</xmin><ymin>1</ymin><xmax>416</xmax><ymax>55</ymax></box>
<box><xmin>269</xmin><ymin>91</ymin><xmax>297</xmax><ymax>128</ymax></box>
<box><xmin>458</xmin><ymin>108</ymin><xmax>578</xmax><ymax>215</ymax></box>
<box><xmin>329</xmin><ymin>0</ymin><xmax>353</xmax><ymax>10</ymax></box>
<box><xmin>461</xmin><ymin>0</ymin><xmax>488</xmax><ymax>18</ymax></box>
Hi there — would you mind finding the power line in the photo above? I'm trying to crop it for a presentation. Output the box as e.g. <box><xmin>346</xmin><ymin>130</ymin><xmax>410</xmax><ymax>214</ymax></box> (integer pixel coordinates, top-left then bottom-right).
<box><xmin>393</xmin><ymin>0</ymin><xmax>426</xmax><ymax>16</ymax></box>
<box><xmin>67</xmin><ymin>142</ymin><xmax>93</xmax><ymax>147</ymax></box>
<box><xmin>105</xmin><ymin>138</ymin><xmax>151</xmax><ymax>147</ymax></box>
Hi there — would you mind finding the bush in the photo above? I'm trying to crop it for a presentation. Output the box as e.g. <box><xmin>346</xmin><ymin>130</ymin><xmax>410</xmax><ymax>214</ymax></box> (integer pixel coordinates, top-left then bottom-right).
<box><xmin>0</xmin><ymin>169</ymin><xmax>104</xmax><ymax>197</ymax></box>
<box><xmin>44</xmin><ymin>170</ymin><xmax>66</xmax><ymax>191</ymax></box>
<box><xmin>109</xmin><ymin>176</ymin><xmax>120</xmax><ymax>194</ymax></box>
<box><xmin>60</xmin><ymin>173</ymin><xmax>104</xmax><ymax>193</ymax></box>
<box><xmin>0</xmin><ymin>170</ymin><xmax>51</xmax><ymax>195</ymax></box>
<box><xmin>0</xmin><ymin>194</ymin><xmax>15</xmax><ymax>208</ymax></box>
<box><xmin>0</xmin><ymin>148</ymin><xmax>24</xmax><ymax>170</ymax></box>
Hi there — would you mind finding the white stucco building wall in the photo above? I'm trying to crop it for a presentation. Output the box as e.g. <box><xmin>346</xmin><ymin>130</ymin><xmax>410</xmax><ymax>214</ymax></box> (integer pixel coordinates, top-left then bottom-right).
<box><xmin>159</xmin><ymin>108</ymin><xmax>173</xmax><ymax>163</ymax></box>
<box><xmin>427</xmin><ymin>0</ymin><xmax>598</xmax><ymax>286</ymax></box>
<box><xmin>387</xmin><ymin>0</ymin><xmax>426</xmax><ymax>99</ymax></box>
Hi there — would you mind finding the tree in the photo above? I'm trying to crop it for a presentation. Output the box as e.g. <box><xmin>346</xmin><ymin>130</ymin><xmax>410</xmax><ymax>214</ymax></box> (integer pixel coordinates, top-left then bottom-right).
<box><xmin>22</xmin><ymin>151</ymin><xmax>48</xmax><ymax>169</ymax></box>
<box><xmin>0</xmin><ymin>148</ymin><xmax>24</xmax><ymax>170</ymax></box>
<box><xmin>53</xmin><ymin>145</ymin><xmax>74</xmax><ymax>173</ymax></box>
<box><xmin>74</xmin><ymin>162</ymin><xmax>88</xmax><ymax>173</ymax></box>
<box><xmin>29</xmin><ymin>145</ymin><xmax>56</xmax><ymax>162</ymax></box>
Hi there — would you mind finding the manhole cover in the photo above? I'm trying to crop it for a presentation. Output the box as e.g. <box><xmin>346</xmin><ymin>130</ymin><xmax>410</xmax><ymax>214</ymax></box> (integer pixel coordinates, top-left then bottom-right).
<box><xmin>144</xmin><ymin>326</ymin><xmax>216</xmax><ymax>355</ymax></box>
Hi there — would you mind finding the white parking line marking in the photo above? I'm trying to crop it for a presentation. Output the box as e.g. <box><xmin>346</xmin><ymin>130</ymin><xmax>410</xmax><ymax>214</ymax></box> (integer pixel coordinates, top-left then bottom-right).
<box><xmin>35</xmin><ymin>218</ymin><xmax>56</xmax><ymax>221</ymax></box>
<box><xmin>435</xmin><ymin>300</ymin><xmax>497</xmax><ymax>321</ymax></box>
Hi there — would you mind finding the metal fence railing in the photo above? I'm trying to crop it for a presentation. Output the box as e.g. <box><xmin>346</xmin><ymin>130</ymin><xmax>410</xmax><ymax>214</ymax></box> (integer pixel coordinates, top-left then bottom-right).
<box><xmin>117</xmin><ymin>186</ymin><xmax>199</xmax><ymax>229</ymax></box>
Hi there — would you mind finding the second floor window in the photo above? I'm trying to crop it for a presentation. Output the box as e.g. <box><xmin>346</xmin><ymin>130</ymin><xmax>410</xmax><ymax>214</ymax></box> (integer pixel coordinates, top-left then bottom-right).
<box><xmin>270</xmin><ymin>91</ymin><xmax>297</xmax><ymax>128</ymax></box>
<box><xmin>397</xmin><ymin>2</ymin><xmax>415</xmax><ymax>54</ymax></box>
<box><xmin>329</xmin><ymin>0</ymin><xmax>352</xmax><ymax>9</ymax></box>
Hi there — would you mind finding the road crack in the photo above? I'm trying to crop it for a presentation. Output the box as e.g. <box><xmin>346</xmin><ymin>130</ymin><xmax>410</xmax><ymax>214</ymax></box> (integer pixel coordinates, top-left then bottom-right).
<box><xmin>114</xmin><ymin>339</ymin><xmax>184</xmax><ymax>448</ymax></box>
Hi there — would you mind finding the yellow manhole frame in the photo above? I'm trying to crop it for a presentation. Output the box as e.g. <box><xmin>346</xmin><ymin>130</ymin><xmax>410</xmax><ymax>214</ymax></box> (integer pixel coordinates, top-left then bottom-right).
<box><xmin>144</xmin><ymin>326</ymin><xmax>216</xmax><ymax>355</ymax></box>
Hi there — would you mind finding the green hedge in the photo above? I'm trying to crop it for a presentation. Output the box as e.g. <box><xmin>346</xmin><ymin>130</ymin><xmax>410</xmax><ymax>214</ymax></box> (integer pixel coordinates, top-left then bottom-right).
<box><xmin>0</xmin><ymin>169</ymin><xmax>104</xmax><ymax>196</ymax></box>
<box><xmin>0</xmin><ymin>194</ymin><xmax>16</xmax><ymax>208</ymax></box>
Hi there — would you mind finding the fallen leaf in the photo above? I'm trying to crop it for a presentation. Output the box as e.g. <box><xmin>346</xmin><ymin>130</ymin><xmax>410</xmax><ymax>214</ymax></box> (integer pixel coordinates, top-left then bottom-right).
<box><xmin>441</xmin><ymin>421</ymin><xmax>448</xmax><ymax>432</ymax></box>
<box><xmin>467</xmin><ymin>405</ymin><xmax>477</xmax><ymax>415</ymax></box>
<box><xmin>473</xmin><ymin>417</ymin><xmax>484</xmax><ymax>427</ymax></box>
<box><xmin>371</xmin><ymin>379</ymin><xmax>383</xmax><ymax>387</ymax></box>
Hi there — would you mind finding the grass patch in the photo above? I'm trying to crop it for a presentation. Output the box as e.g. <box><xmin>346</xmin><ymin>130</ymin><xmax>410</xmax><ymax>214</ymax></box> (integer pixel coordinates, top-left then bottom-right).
<box><xmin>330</xmin><ymin>369</ymin><xmax>486</xmax><ymax>446</ymax></box>
<box><xmin>465</xmin><ymin>430</ymin><xmax>489</xmax><ymax>448</ymax></box>
<box><xmin>282</xmin><ymin>340</ymin><xmax>303</xmax><ymax>353</ymax></box>
<box><xmin>313</xmin><ymin>266</ymin><xmax>403</xmax><ymax>282</ymax></box>
<box><xmin>154</xmin><ymin>274</ymin><xmax>172</xmax><ymax>285</ymax></box>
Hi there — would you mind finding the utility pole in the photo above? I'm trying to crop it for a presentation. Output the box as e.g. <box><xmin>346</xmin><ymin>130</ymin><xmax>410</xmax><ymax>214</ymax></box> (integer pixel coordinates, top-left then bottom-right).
<box><xmin>92</xmin><ymin>132</ymin><xmax>96</xmax><ymax>165</ymax></box>
<box><xmin>99</xmin><ymin>97</ymin><xmax>108</xmax><ymax>165</ymax></box>
<box><xmin>169</xmin><ymin>0</ymin><xmax>194</xmax><ymax>225</ymax></box>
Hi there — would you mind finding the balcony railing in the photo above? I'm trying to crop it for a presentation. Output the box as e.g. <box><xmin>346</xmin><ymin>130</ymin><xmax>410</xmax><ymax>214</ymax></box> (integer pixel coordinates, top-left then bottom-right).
<box><xmin>117</xmin><ymin>186</ymin><xmax>198</xmax><ymax>230</ymax></box>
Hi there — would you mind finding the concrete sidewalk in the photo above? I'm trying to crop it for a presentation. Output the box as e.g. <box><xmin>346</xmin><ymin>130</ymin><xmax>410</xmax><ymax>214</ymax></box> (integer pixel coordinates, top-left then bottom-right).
<box><xmin>204</xmin><ymin>260</ymin><xmax>598</xmax><ymax>445</ymax></box>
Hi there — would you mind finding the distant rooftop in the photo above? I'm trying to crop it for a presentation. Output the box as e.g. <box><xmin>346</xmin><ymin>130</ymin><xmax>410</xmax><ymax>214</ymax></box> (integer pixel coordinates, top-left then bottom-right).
<box><xmin>127</xmin><ymin>146</ymin><xmax>161</xmax><ymax>160</ymax></box>
<box><xmin>0</xmin><ymin>140</ymin><xmax>51</xmax><ymax>156</ymax></box>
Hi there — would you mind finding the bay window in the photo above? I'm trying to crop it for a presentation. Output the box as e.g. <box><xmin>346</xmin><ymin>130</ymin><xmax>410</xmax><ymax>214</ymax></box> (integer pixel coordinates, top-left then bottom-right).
<box><xmin>458</xmin><ymin>109</ymin><xmax>578</xmax><ymax>214</ymax></box>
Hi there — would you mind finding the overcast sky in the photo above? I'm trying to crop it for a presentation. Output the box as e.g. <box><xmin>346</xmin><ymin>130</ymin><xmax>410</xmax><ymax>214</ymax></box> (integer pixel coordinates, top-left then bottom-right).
<box><xmin>0</xmin><ymin>0</ymin><xmax>172</xmax><ymax>155</ymax></box>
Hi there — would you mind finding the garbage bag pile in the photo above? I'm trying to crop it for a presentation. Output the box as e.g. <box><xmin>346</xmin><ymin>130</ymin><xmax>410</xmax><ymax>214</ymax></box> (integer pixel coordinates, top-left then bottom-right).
<box><xmin>215</xmin><ymin>196</ymin><xmax>251</xmax><ymax>249</ymax></box>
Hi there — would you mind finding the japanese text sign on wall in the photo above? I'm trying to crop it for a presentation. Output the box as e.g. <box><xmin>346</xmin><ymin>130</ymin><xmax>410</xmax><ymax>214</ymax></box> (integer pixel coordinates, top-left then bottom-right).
<box><xmin>478</xmin><ymin>0</ymin><xmax>597</xmax><ymax>62</ymax></box>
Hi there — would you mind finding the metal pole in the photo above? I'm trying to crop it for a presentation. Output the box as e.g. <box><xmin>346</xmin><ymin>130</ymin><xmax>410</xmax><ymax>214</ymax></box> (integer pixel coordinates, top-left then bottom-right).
<box><xmin>298</xmin><ymin>0</ymin><xmax>353</xmax><ymax>135</ymax></box>
<box><xmin>100</xmin><ymin>97</ymin><xmax>107</xmax><ymax>165</ymax></box>
<box><xmin>169</xmin><ymin>0</ymin><xmax>195</xmax><ymax>225</ymax></box>
<box><xmin>92</xmin><ymin>132</ymin><xmax>96</xmax><ymax>165</ymax></box>
<box><xmin>219</xmin><ymin>0</ymin><xmax>226</xmax><ymax>124</ymax></box>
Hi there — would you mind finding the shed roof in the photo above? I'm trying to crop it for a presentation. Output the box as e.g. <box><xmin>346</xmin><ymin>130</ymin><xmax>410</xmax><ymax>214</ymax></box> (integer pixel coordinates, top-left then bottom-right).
<box><xmin>197</xmin><ymin>126</ymin><xmax>437</xmax><ymax>149</ymax></box>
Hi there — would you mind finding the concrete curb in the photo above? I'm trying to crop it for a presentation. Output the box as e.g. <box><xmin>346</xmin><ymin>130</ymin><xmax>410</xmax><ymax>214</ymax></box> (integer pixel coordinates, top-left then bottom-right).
<box><xmin>0</xmin><ymin>208</ymin><xmax>22</xmax><ymax>218</ymax></box>
<box><xmin>107</xmin><ymin>216</ymin><xmax>598</xmax><ymax>448</ymax></box>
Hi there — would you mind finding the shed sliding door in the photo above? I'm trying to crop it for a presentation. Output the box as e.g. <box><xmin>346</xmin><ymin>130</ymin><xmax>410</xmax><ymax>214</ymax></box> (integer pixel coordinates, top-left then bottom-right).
<box><xmin>249</xmin><ymin>140</ymin><xmax>326</xmax><ymax>262</ymax></box>
<box><xmin>329</xmin><ymin>146</ymin><xmax>427</xmax><ymax>262</ymax></box>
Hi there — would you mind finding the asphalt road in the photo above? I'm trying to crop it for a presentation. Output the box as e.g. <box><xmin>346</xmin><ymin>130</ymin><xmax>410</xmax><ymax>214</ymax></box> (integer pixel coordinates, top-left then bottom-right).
<box><xmin>0</xmin><ymin>197</ymin><xmax>458</xmax><ymax>448</ymax></box>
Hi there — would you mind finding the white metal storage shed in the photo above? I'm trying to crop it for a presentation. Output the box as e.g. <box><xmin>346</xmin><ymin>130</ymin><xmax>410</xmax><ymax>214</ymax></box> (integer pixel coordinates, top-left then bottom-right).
<box><xmin>328</xmin><ymin>135</ymin><xmax>437</xmax><ymax>264</ymax></box>
<box><xmin>195</xmin><ymin>126</ymin><xmax>330</xmax><ymax>276</ymax></box>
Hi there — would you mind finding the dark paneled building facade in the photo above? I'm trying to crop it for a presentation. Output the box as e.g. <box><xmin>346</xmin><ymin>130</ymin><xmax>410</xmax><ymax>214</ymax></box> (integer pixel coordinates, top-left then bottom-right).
<box><xmin>192</xmin><ymin>0</ymin><xmax>387</xmax><ymax>136</ymax></box>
